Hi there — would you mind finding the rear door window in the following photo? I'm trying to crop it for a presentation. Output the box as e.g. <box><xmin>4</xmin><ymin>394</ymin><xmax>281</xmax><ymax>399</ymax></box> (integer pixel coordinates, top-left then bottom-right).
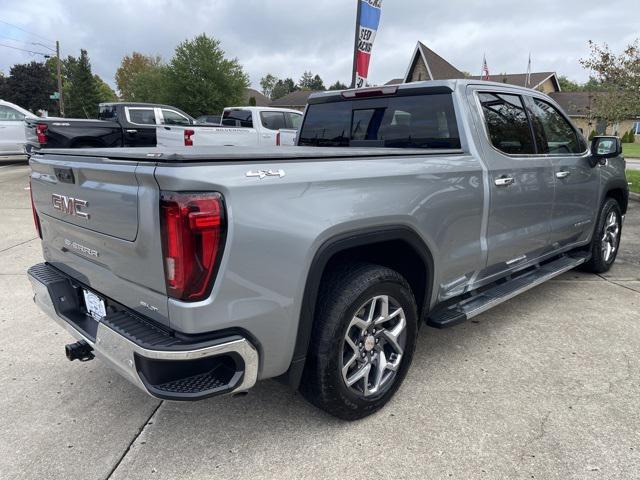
<box><xmin>527</xmin><ymin>98</ymin><xmax>586</xmax><ymax>154</ymax></box>
<box><xmin>260</xmin><ymin>111</ymin><xmax>287</xmax><ymax>131</ymax></box>
<box><xmin>0</xmin><ymin>105</ymin><xmax>25</xmax><ymax>121</ymax></box>
<box><xmin>478</xmin><ymin>92</ymin><xmax>535</xmax><ymax>155</ymax></box>
<box><xmin>298</xmin><ymin>93</ymin><xmax>460</xmax><ymax>149</ymax></box>
<box><xmin>285</xmin><ymin>112</ymin><xmax>303</xmax><ymax>129</ymax></box>
<box><xmin>221</xmin><ymin>109</ymin><xmax>253</xmax><ymax>127</ymax></box>
<box><xmin>161</xmin><ymin>109</ymin><xmax>191</xmax><ymax>126</ymax></box>
<box><xmin>127</xmin><ymin>108</ymin><xmax>157</xmax><ymax>125</ymax></box>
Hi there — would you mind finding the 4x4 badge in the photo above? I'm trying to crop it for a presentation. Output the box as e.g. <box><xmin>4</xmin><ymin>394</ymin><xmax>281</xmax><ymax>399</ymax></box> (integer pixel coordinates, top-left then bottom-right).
<box><xmin>246</xmin><ymin>169</ymin><xmax>285</xmax><ymax>179</ymax></box>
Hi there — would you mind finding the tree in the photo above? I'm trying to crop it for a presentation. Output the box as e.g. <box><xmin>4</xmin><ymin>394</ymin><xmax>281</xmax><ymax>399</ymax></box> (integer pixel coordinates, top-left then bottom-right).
<box><xmin>260</xmin><ymin>73</ymin><xmax>278</xmax><ymax>99</ymax></box>
<box><xmin>115</xmin><ymin>53</ymin><xmax>167</xmax><ymax>103</ymax></box>
<box><xmin>580</xmin><ymin>39</ymin><xmax>640</xmax><ymax>127</ymax></box>
<box><xmin>165</xmin><ymin>34</ymin><xmax>249</xmax><ymax>116</ymax></box>
<box><xmin>557</xmin><ymin>75</ymin><xmax>583</xmax><ymax>92</ymax></box>
<box><xmin>65</xmin><ymin>49</ymin><xmax>101</xmax><ymax>118</ymax></box>
<box><xmin>5</xmin><ymin>61</ymin><xmax>56</xmax><ymax>113</ymax></box>
<box><xmin>271</xmin><ymin>78</ymin><xmax>297</xmax><ymax>100</ymax></box>
<box><xmin>94</xmin><ymin>75</ymin><xmax>118</xmax><ymax>102</ymax></box>
<box><xmin>329</xmin><ymin>80</ymin><xmax>348</xmax><ymax>90</ymax></box>
<box><xmin>298</xmin><ymin>71</ymin><xmax>325</xmax><ymax>90</ymax></box>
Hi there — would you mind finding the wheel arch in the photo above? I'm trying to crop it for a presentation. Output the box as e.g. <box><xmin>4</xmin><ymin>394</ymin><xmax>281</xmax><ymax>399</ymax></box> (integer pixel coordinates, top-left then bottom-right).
<box><xmin>281</xmin><ymin>225</ymin><xmax>435</xmax><ymax>388</ymax></box>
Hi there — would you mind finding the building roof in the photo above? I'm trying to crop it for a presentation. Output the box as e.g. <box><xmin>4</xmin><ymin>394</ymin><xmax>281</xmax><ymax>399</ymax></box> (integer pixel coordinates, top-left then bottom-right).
<box><xmin>469</xmin><ymin>72</ymin><xmax>560</xmax><ymax>91</ymax></box>
<box><xmin>243</xmin><ymin>88</ymin><xmax>270</xmax><ymax>107</ymax></box>
<box><xmin>548</xmin><ymin>92</ymin><xmax>596</xmax><ymax>117</ymax></box>
<box><xmin>403</xmin><ymin>42</ymin><xmax>465</xmax><ymax>82</ymax></box>
<box><xmin>385</xmin><ymin>78</ymin><xmax>404</xmax><ymax>85</ymax></box>
<box><xmin>270</xmin><ymin>89</ymin><xmax>319</xmax><ymax>108</ymax></box>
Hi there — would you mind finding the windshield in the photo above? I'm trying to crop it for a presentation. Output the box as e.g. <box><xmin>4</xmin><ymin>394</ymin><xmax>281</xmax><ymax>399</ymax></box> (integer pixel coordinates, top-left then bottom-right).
<box><xmin>298</xmin><ymin>93</ymin><xmax>460</xmax><ymax>149</ymax></box>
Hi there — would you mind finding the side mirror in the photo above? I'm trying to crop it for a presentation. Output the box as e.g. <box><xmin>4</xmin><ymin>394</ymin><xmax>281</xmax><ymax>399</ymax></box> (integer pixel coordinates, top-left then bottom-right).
<box><xmin>590</xmin><ymin>136</ymin><xmax>622</xmax><ymax>166</ymax></box>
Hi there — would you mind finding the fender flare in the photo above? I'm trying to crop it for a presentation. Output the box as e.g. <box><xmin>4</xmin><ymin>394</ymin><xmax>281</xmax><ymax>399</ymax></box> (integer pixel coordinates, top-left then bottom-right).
<box><xmin>282</xmin><ymin>225</ymin><xmax>435</xmax><ymax>388</ymax></box>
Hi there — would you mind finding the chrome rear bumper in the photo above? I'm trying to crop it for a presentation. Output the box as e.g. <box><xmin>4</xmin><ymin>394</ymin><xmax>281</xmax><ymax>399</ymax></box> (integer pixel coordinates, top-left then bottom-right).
<box><xmin>28</xmin><ymin>263</ymin><xmax>259</xmax><ymax>400</ymax></box>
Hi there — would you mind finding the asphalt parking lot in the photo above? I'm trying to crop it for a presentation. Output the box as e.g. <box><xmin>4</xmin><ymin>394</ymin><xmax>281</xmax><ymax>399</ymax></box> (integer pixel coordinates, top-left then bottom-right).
<box><xmin>0</xmin><ymin>161</ymin><xmax>638</xmax><ymax>480</ymax></box>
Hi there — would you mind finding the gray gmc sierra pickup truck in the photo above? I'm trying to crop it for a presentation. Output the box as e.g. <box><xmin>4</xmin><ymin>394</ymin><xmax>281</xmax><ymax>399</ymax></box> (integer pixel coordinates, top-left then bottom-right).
<box><xmin>27</xmin><ymin>80</ymin><xmax>628</xmax><ymax>420</ymax></box>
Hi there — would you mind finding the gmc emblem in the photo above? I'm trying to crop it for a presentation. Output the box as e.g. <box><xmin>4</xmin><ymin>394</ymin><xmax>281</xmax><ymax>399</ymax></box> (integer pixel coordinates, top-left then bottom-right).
<box><xmin>51</xmin><ymin>194</ymin><xmax>90</xmax><ymax>220</ymax></box>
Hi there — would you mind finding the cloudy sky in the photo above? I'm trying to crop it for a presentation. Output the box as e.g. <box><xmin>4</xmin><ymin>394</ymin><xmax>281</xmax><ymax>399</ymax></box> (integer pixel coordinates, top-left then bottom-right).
<box><xmin>0</xmin><ymin>0</ymin><xmax>637</xmax><ymax>92</ymax></box>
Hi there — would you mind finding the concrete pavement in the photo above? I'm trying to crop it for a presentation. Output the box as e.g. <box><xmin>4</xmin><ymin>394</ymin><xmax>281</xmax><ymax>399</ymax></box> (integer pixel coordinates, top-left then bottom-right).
<box><xmin>0</xmin><ymin>163</ymin><xmax>638</xmax><ymax>480</ymax></box>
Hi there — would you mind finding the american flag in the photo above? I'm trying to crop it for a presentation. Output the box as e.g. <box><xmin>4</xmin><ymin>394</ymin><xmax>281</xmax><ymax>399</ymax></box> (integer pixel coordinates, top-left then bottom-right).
<box><xmin>481</xmin><ymin>54</ymin><xmax>490</xmax><ymax>81</ymax></box>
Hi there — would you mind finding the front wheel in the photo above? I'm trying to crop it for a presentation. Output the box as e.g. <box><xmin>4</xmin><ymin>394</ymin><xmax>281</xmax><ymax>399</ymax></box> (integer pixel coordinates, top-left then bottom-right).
<box><xmin>300</xmin><ymin>263</ymin><xmax>418</xmax><ymax>420</ymax></box>
<box><xmin>582</xmin><ymin>197</ymin><xmax>622</xmax><ymax>273</ymax></box>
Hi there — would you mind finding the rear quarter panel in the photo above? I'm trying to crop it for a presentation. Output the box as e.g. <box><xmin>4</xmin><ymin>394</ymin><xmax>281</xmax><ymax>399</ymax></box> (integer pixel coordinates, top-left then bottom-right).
<box><xmin>154</xmin><ymin>152</ymin><xmax>484</xmax><ymax>379</ymax></box>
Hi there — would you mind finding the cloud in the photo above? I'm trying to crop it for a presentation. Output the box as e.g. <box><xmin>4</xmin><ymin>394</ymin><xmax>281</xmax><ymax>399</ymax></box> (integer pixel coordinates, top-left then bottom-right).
<box><xmin>0</xmin><ymin>0</ymin><xmax>637</xmax><ymax>91</ymax></box>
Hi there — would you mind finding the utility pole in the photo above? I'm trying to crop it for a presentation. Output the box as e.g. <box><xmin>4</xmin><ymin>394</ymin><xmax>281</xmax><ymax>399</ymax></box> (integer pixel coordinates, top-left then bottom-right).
<box><xmin>56</xmin><ymin>40</ymin><xmax>65</xmax><ymax>117</ymax></box>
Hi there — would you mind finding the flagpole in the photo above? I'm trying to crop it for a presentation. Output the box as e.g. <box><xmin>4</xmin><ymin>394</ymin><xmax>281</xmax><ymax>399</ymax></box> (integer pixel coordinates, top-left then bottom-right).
<box><xmin>350</xmin><ymin>0</ymin><xmax>362</xmax><ymax>88</ymax></box>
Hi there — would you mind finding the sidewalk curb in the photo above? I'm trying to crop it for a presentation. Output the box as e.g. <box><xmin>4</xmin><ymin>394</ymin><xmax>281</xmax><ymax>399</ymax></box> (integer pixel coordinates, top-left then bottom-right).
<box><xmin>630</xmin><ymin>191</ymin><xmax>640</xmax><ymax>203</ymax></box>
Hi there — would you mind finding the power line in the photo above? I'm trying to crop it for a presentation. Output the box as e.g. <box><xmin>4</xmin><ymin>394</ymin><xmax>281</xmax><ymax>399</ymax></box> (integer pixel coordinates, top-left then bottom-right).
<box><xmin>0</xmin><ymin>19</ymin><xmax>55</xmax><ymax>45</ymax></box>
<box><xmin>0</xmin><ymin>35</ymin><xmax>56</xmax><ymax>52</ymax></box>
<box><xmin>0</xmin><ymin>42</ymin><xmax>50</xmax><ymax>57</ymax></box>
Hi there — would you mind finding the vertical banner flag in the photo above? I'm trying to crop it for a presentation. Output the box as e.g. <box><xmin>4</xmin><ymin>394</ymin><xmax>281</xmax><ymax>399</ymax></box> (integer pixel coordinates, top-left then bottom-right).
<box><xmin>352</xmin><ymin>0</ymin><xmax>382</xmax><ymax>88</ymax></box>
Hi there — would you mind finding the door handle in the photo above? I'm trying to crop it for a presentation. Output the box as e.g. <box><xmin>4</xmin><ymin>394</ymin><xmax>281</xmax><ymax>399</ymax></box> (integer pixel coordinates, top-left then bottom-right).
<box><xmin>494</xmin><ymin>176</ymin><xmax>515</xmax><ymax>186</ymax></box>
<box><xmin>126</xmin><ymin>129</ymin><xmax>137</xmax><ymax>134</ymax></box>
<box><xmin>555</xmin><ymin>170</ymin><xmax>571</xmax><ymax>179</ymax></box>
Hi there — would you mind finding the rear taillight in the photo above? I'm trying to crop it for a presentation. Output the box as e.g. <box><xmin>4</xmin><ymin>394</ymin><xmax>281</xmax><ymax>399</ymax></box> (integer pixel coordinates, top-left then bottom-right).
<box><xmin>184</xmin><ymin>129</ymin><xmax>195</xmax><ymax>147</ymax></box>
<box><xmin>36</xmin><ymin>123</ymin><xmax>48</xmax><ymax>145</ymax></box>
<box><xmin>276</xmin><ymin>131</ymin><xmax>281</xmax><ymax>146</ymax></box>
<box><xmin>29</xmin><ymin>180</ymin><xmax>42</xmax><ymax>238</ymax></box>
<box><xmin>160</xmin><ymin>192</ymin><xmax>225</xmax><ymax>302</ymax></box>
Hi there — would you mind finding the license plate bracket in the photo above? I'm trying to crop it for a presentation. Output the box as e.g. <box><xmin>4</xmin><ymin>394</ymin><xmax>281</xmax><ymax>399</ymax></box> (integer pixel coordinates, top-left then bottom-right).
<box><xmin>82</xmin><ymin>289</ymin><xmax>106</xmax><ymax>321</ymax></box>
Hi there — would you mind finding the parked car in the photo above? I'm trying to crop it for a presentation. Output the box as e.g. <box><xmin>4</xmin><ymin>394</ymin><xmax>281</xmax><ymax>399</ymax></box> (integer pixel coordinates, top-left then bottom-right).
<box><xmin>0</xmin><ymin>99</ymin><xmax>37</xmax><ymax>155</ymax></box>
<box><xmin>24</xmin><ymin>102</ymin><xmax>195</xmax><ymax>152</ymax></box>
<box><xmin>27</xmin><ymin>80</ymin><xmax>628</xmax><ymax>420</ymax></box>
<box><xmin>157</xmin><ymin>106</ymin><xmax>302</xmax><ymax>147</ymax></box>
<box><xmin>195</xmin><ymin>115</ymin><xmax>221</xmax><ymax>125</ymax></box>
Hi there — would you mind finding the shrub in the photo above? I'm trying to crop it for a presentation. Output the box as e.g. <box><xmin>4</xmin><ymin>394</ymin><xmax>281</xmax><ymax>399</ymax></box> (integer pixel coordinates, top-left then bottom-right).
<box><xmin>588</xmin><ymin>129</ymin><xmax>597</xmax><ymax>141</ymax></box>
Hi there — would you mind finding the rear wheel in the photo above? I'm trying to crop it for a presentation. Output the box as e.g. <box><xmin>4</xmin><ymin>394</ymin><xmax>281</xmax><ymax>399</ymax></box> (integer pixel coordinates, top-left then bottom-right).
<box><xmin>582</xmin><ymin>198</ymin><xmax>622</xmax><ymax>273</ymax></box>
<box><xmin>300</xmin><ymin>263</ymin><xmax>418</xmax><ymax>420</ymax></box>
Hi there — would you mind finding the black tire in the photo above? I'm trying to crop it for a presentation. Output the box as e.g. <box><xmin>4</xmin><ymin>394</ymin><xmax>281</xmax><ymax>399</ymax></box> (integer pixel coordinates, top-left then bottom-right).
<box><xmin>300</xmin><ymin>263</ymin><xmax>418</xmax><ymax>420</ymax></box>
<box><xmin>581</xmin><ymin>197</ymin><xmax>622</xmax><ymax>273</ymax></box>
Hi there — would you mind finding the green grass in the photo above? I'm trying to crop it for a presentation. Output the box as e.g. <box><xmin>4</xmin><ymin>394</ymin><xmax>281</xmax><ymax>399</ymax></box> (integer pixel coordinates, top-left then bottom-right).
<box><xmin>627</xmin><ymin>169</ymin><xmax>640</xmax><ymax>194</ymax></box>
<box><xmin>623</xmin><ymin>142</ymin><xmax>640</xmax><ymax>158</ymax></box>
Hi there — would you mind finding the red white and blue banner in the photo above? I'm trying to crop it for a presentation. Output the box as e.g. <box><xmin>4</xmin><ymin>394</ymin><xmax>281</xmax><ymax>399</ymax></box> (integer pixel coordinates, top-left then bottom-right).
<box><xmin>354</xmin><ymin>0</ymin><xmax>382</xmax><ymax>88</ymax></box>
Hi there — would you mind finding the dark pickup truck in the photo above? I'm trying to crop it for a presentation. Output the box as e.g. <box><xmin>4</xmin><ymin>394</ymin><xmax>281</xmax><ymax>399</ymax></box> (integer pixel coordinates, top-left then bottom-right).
<box><xmin>24</xmin><ymin>102</ymin><xmax>195</xmax><ymax>152</ymax></box>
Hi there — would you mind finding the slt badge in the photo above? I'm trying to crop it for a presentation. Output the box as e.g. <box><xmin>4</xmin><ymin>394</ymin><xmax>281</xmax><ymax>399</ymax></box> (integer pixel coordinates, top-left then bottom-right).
<box><xmin>245</xmin><ymin>169</ymin><xmax>286</xmax><ymax>179</ymax></box>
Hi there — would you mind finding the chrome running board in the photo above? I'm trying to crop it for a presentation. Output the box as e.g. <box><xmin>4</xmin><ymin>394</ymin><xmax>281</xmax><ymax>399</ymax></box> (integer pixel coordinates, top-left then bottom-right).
<box><xmin>426</xmin><ymin>253</ymin><xmax>589</xmax><ymax>328</ymax></box>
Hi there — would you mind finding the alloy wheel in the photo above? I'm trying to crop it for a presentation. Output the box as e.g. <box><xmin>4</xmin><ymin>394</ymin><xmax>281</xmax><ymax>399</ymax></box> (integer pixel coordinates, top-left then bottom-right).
<box><xmin>601</xmin><ymin>210</ymin><xmax>620</xmax><ymax>263</ymax></box>
<box><xmin>341</xmin><ymin>295</ymin><xmax>407</xmax><ymax>397</ymax></box>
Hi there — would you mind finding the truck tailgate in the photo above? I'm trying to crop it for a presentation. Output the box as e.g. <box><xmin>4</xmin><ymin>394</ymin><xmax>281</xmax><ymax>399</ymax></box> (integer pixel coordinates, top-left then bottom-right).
<box><xmin>29</xmin><ymin>152</ymin><xmax>170</xmax><ymax>326</ymax></box>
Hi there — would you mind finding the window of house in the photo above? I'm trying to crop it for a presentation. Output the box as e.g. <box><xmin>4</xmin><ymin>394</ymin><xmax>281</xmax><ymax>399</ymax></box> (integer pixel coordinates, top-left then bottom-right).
<box><xmin>298</xmin><ymin>93</ymin><xmax>460</xmax><ymax>149</ymax></box>
<box><xmin>260</xmin><ymin>111</ymin><xmax>287</xmax><ymax>130</ymax></box>
<box><xmin>221</xmin><ymin>109</ymin><xmax>253</xmax><ymax>127</ymax></box>
<box><xmin>528</xmin><ymin>98</ymin><xmax>585</xmax><ymax>154</ymax></box>
<box><xmin>634</xmin><ymin>121</ymin><xmax>640</xmax><ymax>135</ymax></box>
<box><xmin>161</xmin><ymin>109</ymin><xmax>191</xmax><ymax>126</ymax></box>
<box><xmin>127</xmin><ymin>108</ymin><xmax>156</xmax><ymax>125</ymax></box>
<box><xmin>0</xmin><ymin>105</ymin><xmax>25</xmax><ymax>121</ymax></box>
<box><xmin>478</xmin><ymin>92</ymin><xmax>535</xmax><ymax>155</ymax></box>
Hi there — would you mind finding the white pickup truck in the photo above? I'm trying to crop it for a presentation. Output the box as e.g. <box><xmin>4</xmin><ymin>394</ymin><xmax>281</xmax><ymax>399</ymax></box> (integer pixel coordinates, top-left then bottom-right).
<box><xmin>156</xmin><ymin>106</ymin><xmax>303</xmax><ymax>148</ymax></box>
<box><xmin>0</xmin><ymin>99</ymin><xmax>37</xmax><ymax>156</ymax></box>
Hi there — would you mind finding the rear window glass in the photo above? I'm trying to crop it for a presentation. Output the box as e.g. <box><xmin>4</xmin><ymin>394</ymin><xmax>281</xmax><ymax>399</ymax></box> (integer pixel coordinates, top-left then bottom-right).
<box><xmin>128</xmin><ymin>108</ymin><xmax>156</xmax><ymax>125</ymax></box>
<box><xmin>98</xmin><ymin>105</ymin><xmax>117</xmax><ymax>121</ymax></box>
<box><xmin>222</xmin><ymin>109</ymin><xmax>253</xmax><ymax>128</ymax></box>
<box><xmin>298</xmin><ymin>93</ymin><xmax>460</xmax><ymax>149</ymax></box>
